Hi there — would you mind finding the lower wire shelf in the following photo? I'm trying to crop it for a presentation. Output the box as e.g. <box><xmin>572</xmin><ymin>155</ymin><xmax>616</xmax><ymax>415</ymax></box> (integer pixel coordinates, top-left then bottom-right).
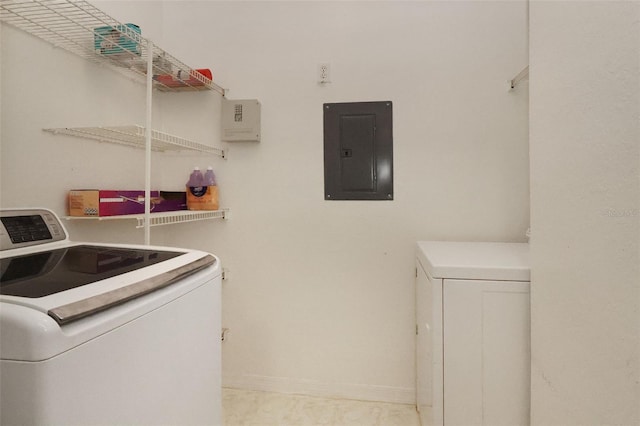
<box><xmin>64</xmin><ymin>209</ymin><xmax>228</xmax><ymax>228</ymax></box>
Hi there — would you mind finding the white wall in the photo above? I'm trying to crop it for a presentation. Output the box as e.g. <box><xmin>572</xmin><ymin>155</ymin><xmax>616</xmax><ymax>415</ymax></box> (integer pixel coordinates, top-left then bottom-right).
<box><xmin>159</xmin><ymin>1</ymin><xmax>529</xmax><ymax>402</ymax></box>
<box><xmin>0</xmin><ymin>1</ymin><xmax>529</xmax><ymax>403</ymax></box>
<box><xmin>529</xmin><ymin>1</ymin><xmax>640</xmax><ymax>424</ymax></box>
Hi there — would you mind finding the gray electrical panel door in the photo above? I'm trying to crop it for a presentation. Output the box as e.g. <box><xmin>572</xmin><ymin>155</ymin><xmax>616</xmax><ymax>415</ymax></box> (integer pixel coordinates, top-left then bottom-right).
<box><xmin>323</xmin><ymin>101</ymin><xmax>393</xmax><ymax>200</ymax></box>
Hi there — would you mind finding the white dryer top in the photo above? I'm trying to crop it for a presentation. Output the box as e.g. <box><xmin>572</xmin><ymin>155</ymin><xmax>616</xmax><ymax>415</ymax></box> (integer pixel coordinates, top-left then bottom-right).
<box><xmin>416</xmin><ymin>241</ymin><xmax>530</xmax><ymax>281</ymax></box>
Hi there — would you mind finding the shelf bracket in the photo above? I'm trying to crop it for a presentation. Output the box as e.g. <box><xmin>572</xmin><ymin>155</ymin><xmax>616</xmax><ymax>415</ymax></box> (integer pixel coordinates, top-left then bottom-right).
<box><xmin>510</xmin><ymin>65</ymin><xmax>529</xmax><ymax>90</ymax></box>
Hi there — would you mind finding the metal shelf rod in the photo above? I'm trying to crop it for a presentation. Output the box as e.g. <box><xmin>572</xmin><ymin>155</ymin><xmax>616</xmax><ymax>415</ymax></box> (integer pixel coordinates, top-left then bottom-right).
<box><xmin>510</xmin><ymin>65</ymin><xmax>529</xmax><ymax>89</ymax></box>
<box><xmin>144</xmin><ymin>39</ymin><xmax>153</xmax><ymax>245</ymax></box>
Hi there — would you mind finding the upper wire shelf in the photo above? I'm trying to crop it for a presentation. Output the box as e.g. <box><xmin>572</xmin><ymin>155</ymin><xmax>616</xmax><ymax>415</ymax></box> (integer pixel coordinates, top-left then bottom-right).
<box><xmin>43</xmin><ymin>125</ymin><xmax>225</xmax><ymax>157</ymax></box>
<box><xmin>0</xmin><ymin>0</ymin><xmax>226</xmax><ymax>95</ymax></box>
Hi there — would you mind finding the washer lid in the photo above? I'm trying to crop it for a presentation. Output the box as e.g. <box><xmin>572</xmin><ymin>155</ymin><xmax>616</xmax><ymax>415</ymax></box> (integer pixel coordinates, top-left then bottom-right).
<box><xmin>1</xmin><ymin>245</ymin><xmax>183</xmax><ymax>298</ymax></box>
<box><xmin>416</xmin><ymin>241</ymin><xmax>530</xmax><ymax>281</ymax></box>
<box><xmin>0</xmin><ymin>243</ymin><xmax>217</xmax><ymax>324</ymax></box>
<box><xmin>0</xmin><ymin>245</ymin><xmax>220</xmax><ymax>361</ymax></box>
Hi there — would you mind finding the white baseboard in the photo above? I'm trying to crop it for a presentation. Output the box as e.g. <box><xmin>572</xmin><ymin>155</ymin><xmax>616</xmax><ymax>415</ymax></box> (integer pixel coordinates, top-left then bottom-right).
<box><xmin>222</xmin><ymin>374</ymin><xmax>415</xmax><ymax>405</ymax></box>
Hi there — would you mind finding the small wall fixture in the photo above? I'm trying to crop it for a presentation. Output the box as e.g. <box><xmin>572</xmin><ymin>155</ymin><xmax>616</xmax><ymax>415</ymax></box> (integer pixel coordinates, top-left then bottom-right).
<box><xmin>510</xmin><ymin>66</ymin><xmax>529</xmax><ymax>90</ymax></box>
<box><xmin>221</xmin><ymin>99</ymin><xmax>261</xmax><ymax>142</ymax></box>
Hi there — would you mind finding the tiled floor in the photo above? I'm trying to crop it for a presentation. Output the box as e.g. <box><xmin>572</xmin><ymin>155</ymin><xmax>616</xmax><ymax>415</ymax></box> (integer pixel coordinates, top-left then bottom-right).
<box><xmin>222</xmin><ymin>388</ymin><xmax>420</xmax><ymax>426</ymax></box>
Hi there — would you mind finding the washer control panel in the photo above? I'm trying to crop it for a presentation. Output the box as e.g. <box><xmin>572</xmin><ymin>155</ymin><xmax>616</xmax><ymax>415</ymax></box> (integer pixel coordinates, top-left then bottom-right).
<box><xmin>0</xmin><ymin>209</ymin><xmax>67</xmax><ymax>251</ymax></box>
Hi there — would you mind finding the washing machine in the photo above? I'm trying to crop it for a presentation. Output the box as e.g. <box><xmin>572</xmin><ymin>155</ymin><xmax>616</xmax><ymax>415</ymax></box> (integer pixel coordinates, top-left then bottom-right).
<box><xmin>0</xmin><ymin>208</ymin><xmax>222</xmax><ymax>425</ymax></box>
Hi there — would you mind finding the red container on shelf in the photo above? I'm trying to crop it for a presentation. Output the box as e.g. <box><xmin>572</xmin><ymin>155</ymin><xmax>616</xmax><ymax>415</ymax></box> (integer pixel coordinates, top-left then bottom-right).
<box><xmin>154</xmin><ymin>68</ymin><xmax>212</xmax><ymax>88</ymax></box>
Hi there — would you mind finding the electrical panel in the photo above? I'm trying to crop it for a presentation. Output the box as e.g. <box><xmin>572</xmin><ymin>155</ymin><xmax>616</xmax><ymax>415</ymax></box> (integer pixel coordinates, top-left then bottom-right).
<box><xmin>222</xmin><ymin>99</ymin><xmax>261</xmax><ymax>142</ymax></box>
<box><xmin>323</xmin><ymin>101</ymin><xmax>393</xmax><ymax>200</ymax></box>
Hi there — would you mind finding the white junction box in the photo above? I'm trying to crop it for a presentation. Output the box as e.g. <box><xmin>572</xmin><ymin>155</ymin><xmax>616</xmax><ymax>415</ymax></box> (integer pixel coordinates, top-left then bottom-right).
<box><xmin>222</xmin><ymin>99</ymin><xmax>261</xmax><ymax>142</ymax></box>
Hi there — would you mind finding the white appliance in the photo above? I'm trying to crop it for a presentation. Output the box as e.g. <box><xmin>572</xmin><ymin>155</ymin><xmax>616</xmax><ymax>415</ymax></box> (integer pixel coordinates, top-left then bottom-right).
<box><xmin>415</xmin><ymin>241</ymin><xmax>530</xmax><ymax>426</ymax></box>
<box><xmin>0</xmin><ymin>208</ymin><xmax>222</xmax><ymax>426</ymax></box>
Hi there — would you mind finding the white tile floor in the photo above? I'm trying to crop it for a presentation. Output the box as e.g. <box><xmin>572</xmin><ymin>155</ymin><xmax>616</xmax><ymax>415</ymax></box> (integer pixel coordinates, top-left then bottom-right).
<box><xmin>222</xmin><ymin>388</ymin><xmax>420</xmax><ymax>426</ymax></box>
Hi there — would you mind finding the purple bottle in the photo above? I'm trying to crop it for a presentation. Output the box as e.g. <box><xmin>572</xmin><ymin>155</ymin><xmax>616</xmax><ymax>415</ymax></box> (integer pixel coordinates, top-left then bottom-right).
<box><xmin>187</xmin><ymin>167</ymin><xmax>204</xmax><ymax>187</ymax></box>
<box><xmin>204</xmin><ymin>166</ymin><xmax>216</xmax><ymax>186</ymax></box>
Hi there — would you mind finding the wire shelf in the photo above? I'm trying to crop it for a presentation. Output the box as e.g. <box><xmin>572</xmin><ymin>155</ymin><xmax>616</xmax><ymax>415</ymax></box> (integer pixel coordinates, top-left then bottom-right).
<box><xmin>64</xmin><ymin>209</ymin><xmax>228</xmax><ymax>228</ymax></box>
<box><xmin>43</xmin><ymin>125</ymin><xmax>225</xmax><ymax>157</ymax></box>
<box><xmin>0</xmin><ymin>0</ymin><xmax>226</xmax><ymax>95</ymax></box>
<box><xmin>3</xmin><ymin>0</ymin><xmax>230</xmax><ymax>237</ymax></box>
